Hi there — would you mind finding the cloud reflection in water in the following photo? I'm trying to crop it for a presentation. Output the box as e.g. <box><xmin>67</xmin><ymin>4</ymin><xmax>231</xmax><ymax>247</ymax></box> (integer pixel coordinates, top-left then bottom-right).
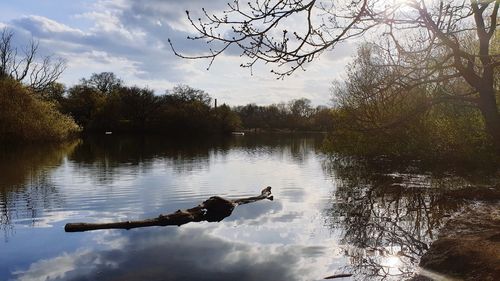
<box><xmin>13</xmin><ymin>226</ymin><xmax>332</xmax><ymax>281</ymax></box>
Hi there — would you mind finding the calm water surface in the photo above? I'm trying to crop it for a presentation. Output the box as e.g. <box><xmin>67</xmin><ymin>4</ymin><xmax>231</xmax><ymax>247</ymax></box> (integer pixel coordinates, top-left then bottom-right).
<box><xmin>0</xmin><ymin>134</ymin><xmax>491</xmax><ymax>280</ymax></box>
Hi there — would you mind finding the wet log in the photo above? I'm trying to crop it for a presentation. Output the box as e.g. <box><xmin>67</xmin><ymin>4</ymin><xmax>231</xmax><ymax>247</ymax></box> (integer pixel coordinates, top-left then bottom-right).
<box><xmin>65</xmin><ymin>186</ymin><xmax>273</xmax><ymax>232</ymax></box>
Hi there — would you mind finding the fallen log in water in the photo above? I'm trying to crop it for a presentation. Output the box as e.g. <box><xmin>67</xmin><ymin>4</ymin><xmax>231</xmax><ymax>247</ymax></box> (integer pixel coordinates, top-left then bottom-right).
<box><xmin>65</xmin><ymin>186</ymin><xmax>273</xmax><ymax>232</ymax></box>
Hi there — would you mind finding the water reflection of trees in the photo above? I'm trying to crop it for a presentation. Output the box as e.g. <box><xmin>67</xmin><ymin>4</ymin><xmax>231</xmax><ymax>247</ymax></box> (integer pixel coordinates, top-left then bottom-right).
<box><xmin>69</xmin><ymin>133</ymin><xmax>325</xmax><ymax>184</ymax></box>
<box><xmin>68</xmin><ymin>135</ymin><xmax>230</xmax><ymax>183</ymax></box>
<box><xmin>230</xmin><ymin>133</ymin><xmax>324</xmax><ymax>163</ymax></box>
<box><xmin>0</xmin><ymin>134</ymin><xmax>326</xmax><ymax>235</ymax></box>
<box><xmin>323</xmin><ymin>159</ymin><xmax>477</xmax><ymax>280</ymax></box>
<box><xmin>0</xmin><ymin>142</ymin><xmax>78</xmax><ymax>238</ymax></box>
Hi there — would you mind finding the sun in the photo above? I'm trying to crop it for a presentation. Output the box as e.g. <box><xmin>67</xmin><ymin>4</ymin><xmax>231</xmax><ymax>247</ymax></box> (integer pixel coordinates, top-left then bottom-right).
<box><xmin>382</xmin><ymin>255</ymin><xmax>402</xmax><ymax>268</ymax></box>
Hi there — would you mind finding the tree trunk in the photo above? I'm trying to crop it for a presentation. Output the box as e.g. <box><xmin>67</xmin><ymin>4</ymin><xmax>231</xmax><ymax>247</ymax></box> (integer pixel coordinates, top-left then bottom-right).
<box><xmin>478</xmin><ymin>87</ymin><xmax>500</xmax><ymax>153</ymax></box>
<box><xmin>65</xmin><ymin>186</ymin><xmax>273</xmax><ymax>232</ymax></box>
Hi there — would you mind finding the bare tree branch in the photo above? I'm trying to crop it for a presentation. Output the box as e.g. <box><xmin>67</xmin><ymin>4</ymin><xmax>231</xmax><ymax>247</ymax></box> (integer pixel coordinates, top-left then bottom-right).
<box><xmin>0</xmin><ymin>27</ymin><xmax>66</xmax><ymax>92</ymax></box>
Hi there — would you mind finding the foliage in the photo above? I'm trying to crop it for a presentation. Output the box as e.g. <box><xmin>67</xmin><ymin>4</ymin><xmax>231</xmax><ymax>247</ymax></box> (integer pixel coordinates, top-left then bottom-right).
<box><xmin>166</xmin><ymin>84</ymin><xmax>212</xmax><ymax>106</ymax></box>
<box><xmin>61</xmin><ymin>74</ymin><xmax>241</xmax><ymax>134</ymax></box>
<box><xmin>0</xmin><ymin>78</ymin><xmax>80</xmax><ymax>142</ymax></box>
<box><xmin>325</xmin><ymin>45</ymin><xmax>494</xmax><ymax>162</ymax></box>
<box><xmin>213</xmin><ymin>104</ymin><xmax>242</xmax><ymax>132</ymax></box>
<box><xmin>40</xmin><ymin>82</ymin><xmax>66</xmax><ymax>105</ymax></box>
<box><xmin>60</xmin><ymin>73</ymin><xmax>333</xmax><ymax>135</ymax></box>
<box><xmin>325</xmin><ymin>105</ymin><xmax>492</xmax><ymax>162</ymax></box>
<box><xmin>80</xmin><ymin>72</ymin><xmax>122</xmax><ymax>95</ymax></box>
<box><xmin>234</xmin><ymin>99</ymin><xmax>335</xmax><ymax>131</ymax></box>
<box><xmin>63</xmin><ymin>85</ymin><xmax>106</xmax><ymax>129</ymax></box>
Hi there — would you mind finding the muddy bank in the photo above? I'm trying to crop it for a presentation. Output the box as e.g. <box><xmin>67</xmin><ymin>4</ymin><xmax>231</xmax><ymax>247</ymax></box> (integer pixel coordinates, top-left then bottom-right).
<box><xmin>414</xmin><ymin>199</ymin><xmax>500</xmax><ymax>281</ymax></box>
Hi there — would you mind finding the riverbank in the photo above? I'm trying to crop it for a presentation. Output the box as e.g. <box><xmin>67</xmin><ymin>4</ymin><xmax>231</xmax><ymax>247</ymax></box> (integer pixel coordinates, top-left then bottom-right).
<box><xmin>412</xmin><ymin>186</ymin><xmax>500</xmax><ymax>281</ymax></box>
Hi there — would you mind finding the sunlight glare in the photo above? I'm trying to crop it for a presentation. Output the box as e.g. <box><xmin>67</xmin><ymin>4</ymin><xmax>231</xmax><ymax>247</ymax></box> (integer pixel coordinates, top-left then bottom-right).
<box><xmin>382</xmin><ymin>255</ymin><xmax>402</xmax><ymax>268</ymax></box>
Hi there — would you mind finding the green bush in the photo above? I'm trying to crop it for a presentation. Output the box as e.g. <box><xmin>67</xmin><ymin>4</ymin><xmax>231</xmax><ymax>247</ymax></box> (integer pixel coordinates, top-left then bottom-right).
<box><xmin>0</xmin><ymin>79</ymin><xmax>80</xmax><ymax>142</ymax></box>
<box><xmin>325</xmin><ymin>43</ymin><xmax>496</xmax><ymax>163</ymax></box>
<box><xmin>324</xmin><ymin>102</ymin><xmax>493</xmax><ymax>163</ymax></box>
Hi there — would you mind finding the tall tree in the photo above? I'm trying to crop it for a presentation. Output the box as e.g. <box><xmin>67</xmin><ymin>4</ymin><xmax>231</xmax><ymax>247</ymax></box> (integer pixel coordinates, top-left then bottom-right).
<box><xmin>81</xmin><ymin>72</ymin><xmax>123</xmax><ymax>95</ymax></box>
<box><xmin>119</xmin><ymin>86</ymin><xmax>161</xmax><ymax>131</ymax></box>
<box><xmin>166</xmin><ymin>84</ymin><xmax>212</xmax><ymax>106</ymax></box>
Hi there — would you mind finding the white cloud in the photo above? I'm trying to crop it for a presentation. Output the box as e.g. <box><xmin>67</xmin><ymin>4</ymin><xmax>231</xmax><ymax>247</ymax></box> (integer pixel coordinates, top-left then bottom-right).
<box><xmin>26</xmin><ymin>15</ymin><xmax>83</xmax><ymax>35</ymax></box>
<box><xmin>13</xmin><ymin>250</ymin><xmax>92</xmax><ymax>281</ymax></box>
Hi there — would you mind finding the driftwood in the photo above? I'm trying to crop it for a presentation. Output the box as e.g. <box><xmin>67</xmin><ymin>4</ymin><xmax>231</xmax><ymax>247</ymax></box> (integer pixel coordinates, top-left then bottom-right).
<box><xmin>65</xmin><ymin>186</ymin><xmax>273</xmax><ymax>232</ymax></box>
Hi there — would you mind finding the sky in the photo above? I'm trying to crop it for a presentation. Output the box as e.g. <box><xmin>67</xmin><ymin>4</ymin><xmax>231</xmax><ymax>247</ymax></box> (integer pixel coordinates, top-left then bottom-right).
<box><xmin>0</xmin><ymin>0</ymin><xmax>357</xmax><ymax>106</ymax></box>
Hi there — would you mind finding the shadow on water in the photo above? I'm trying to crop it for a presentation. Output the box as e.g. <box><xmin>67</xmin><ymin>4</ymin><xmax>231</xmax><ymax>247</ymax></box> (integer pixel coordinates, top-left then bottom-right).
<box><xmin>67</xmin><ymin>135</ymin><xmax>228</xmax><ymax>183</ymax></box>
<box><xmin>323</xmin><ymin>158</ymin><xmax>499</xmax><ymax>280</ymax></box>
<box><xmin>0</xmin><ymin>141</ymin><xmax>79</xmax><ymax>188</ymax></box>
<box><xmin>67</xmin><ymin>133</ymin><xmax>324</xmax><ymax>184</ymax></box>
<box><xmin>71</xmin><ymin>133</ymin><xmax>324</xmax><ymax>165</ymax></box>
<box><xmin>0</xmin><ymin>141</ymin><xmax>78</xmax><ymax>238</ymax></box>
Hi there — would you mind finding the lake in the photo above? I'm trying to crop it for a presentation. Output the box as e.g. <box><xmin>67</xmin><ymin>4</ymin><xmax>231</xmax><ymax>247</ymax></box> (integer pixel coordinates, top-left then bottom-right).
<box><xmin>0</xmin><ymin>134</ymin><xmax>493</xmax><ymax>281</ymax></box>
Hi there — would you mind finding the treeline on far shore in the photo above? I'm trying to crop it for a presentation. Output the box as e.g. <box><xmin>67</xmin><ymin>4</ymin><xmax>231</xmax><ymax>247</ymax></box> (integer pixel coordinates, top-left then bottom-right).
<box><xmin>2</xmin><ymin>27</ymin><xmax>499</xmax><ymax>164</ymax></box>
<box><xmin>0</xmin><ymin>72</ymin><xmax>336</xmax><ymax>142</ymax></box>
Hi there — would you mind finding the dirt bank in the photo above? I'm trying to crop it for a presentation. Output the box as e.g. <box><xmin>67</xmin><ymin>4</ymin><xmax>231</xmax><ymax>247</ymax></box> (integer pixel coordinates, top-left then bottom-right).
<box><xmin>415</xmin><ymin>201</ymin><xmax>500</xmax><ymax>280</ymax></box>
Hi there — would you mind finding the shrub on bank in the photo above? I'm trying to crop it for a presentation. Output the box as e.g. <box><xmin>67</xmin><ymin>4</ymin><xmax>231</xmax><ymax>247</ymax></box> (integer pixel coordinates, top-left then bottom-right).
<box><xmin>0</xmin><ymin>79</ymin><xmax>80</xmax><ymax>142</ymax></box>
<box><xmin>324</xmin><ymin>103</ymin><xmax>494</xmax><ymax>163</ymax></box>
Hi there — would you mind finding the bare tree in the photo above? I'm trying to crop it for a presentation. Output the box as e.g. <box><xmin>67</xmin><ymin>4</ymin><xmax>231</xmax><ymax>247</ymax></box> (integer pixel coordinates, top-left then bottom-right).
<box><xmin>170</xmin><ymin>0</ymin><xmax>500</xmax><ymax>149</ymax></box>
<box><xmin>0</xmin><ymin>28</ymin><xmax>66</xmax><ymax>93</ymax></box>
<box><xmin>166</xmin><ymin>84</ymin><xmax>212</xmax><ymax>106</ymax></box>
<box><xmin>81</xmin><ymin>72</ymin><xmax>122</xmax><ymax>95</ymax></box>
